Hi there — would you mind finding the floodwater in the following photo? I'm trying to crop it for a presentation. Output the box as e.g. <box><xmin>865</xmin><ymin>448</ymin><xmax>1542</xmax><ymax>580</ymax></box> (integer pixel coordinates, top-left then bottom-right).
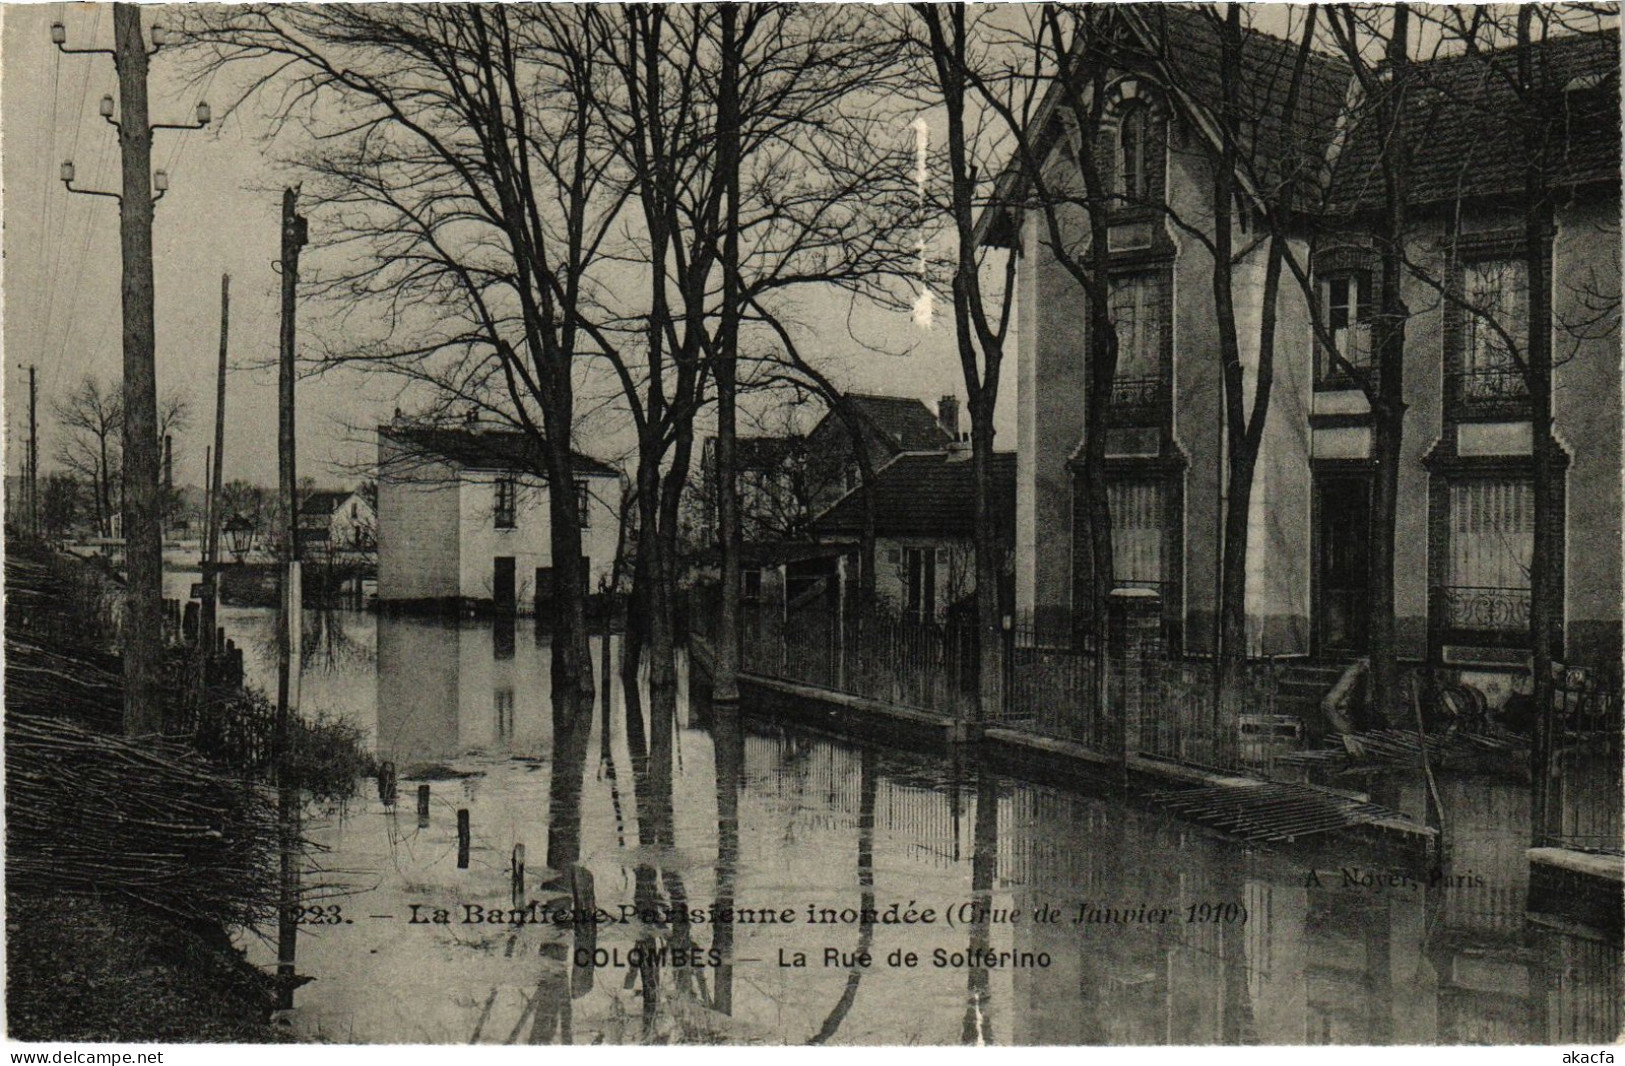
<box><xmin>211</xmin><ymin>602</ymin><xmax>1620</xmax><ymax>1045</ymax></box>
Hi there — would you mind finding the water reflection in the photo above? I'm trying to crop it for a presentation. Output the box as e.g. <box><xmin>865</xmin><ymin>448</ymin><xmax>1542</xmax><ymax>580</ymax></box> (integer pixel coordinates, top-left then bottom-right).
<box><xmin>217</xmin><ymin>610</ymin><xmax>1620</xmax><ymax>1045</ymax></box>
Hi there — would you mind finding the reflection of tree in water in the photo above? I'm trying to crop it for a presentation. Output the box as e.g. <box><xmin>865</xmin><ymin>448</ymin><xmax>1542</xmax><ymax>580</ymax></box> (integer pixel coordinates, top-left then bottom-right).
<box><xmin>245</xmin><ymin>606</ymin><xmax>375</xmax><ymax>675</ymax></box>
<box><xmin>962</xmin><ymin>770</ymin><xmax>997</xmax><ymax>1045</ymax></box>
<box><xmin>303</xmin><ymin>608</ymin><xmax>376</xmax><ymax>674</ymax></box>
<box><xmin>807</xmin><ymin>745</ymin><xmax>876</xmax><ymax>1044</ymax></box>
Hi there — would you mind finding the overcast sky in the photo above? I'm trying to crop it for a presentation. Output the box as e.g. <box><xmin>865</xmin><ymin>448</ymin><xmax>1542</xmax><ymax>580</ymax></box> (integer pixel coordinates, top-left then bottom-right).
<box><xmin>2</xmin><ymin>3</ymin><xmax>1021</xmax><ymax>492</ymax></box>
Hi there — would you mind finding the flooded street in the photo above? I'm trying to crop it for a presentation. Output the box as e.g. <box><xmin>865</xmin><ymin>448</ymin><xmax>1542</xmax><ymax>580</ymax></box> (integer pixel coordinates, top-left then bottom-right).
<box><xmin>212</xmin><ymin>601</ymin><xmax>1620</xmax><ymax>1045</ymax></box>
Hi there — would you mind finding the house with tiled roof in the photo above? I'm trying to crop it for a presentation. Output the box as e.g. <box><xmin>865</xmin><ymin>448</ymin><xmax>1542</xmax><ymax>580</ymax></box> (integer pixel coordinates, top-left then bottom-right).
<box><xmin>999</xmin><ymin>6</ymin><xmax>1620</xmax><ymax>684</ymax></box>
<box><xmin>376</xmin><ymin>421</ymin><xmax>622</xmax><ymax>613</ymax></box>
<box><xmin>808</xmin><ymin>448</ymin><xmax>1017</xmax><ymax>620</ymax></box>
<box><xmin>296</xmin><ymin>487</ymin><xmax>376</xmax><ymax>558</ymax></box>
<box><xmin>805</xmin><ymin>393</ymin><xmax>960</xmax><ymax>511</ymax></box>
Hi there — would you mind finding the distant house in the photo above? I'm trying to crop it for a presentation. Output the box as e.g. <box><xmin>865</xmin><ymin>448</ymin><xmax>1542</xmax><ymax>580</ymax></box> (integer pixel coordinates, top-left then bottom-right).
<box><xmin>696</xmin><ymin>392</ymin><xmax>965</xmax><ymax>548</ymax></box>
<box><xmin>697</xmin><ymin>434</ymin><xmax>811</xmax><ymax>544</ymax></box>
<box><xmin>805</xmin><ymin>393</ymin><xmax>960</xmax><ymax>511</ymax></box>
<box><xmin>376</xmin><ymin>423</ymin><xmax>621</xmax><ymax>613</ymax></box>
<box><xmin>297</xmin><ymin>487</ymin><xmax>376</xmax><ymax>558</ymax></box>
<box><xmin>808</xmin><ymin>447</ymin><xmax>1017</xmax><ymax>621</ymax></box>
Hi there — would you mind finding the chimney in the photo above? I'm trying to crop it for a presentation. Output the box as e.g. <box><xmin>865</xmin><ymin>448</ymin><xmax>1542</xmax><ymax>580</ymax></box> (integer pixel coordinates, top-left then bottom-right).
<box><xmin>946</xmin><ymin>432</ymin><xmax>972</xmax><ymax>462</ymax></box>
<box><xmin>938</xmin><ymin>395</ymin><xmax>959</xmax><ymax>443</ymax></box>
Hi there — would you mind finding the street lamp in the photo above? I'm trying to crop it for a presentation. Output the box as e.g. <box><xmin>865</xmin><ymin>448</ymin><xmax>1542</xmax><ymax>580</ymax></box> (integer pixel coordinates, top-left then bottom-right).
<box><xmin>225</xmin><ymin>514</ymin><xmax>256</xmax><ymax>564</ymax></box>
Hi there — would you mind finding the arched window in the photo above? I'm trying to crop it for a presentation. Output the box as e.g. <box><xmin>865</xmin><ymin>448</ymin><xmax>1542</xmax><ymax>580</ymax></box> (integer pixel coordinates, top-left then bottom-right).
<box><xmin>1116</xmin><ymin>101</ymin><xmax>1163</xmax><ymax>203</ymax></box>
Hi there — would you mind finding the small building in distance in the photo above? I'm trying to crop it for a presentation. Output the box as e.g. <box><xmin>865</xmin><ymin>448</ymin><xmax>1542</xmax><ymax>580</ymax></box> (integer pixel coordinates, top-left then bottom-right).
<box><xmin>376</xmin><ymin>422</ymin><xmax>621</xmax><ymax>614</ymax></box>
<box><xmin>297</xmin><ymin>486</ymin><xmax>376</xmax><ymax>559</ymax></box>
<box><xmin>809</xmin><ymin>446</ymin><xmax>1017</xmax><ymax>621</ymax></box>
<box><xmin>805</xmin><ymin>393</ymin><xmax>959</xmax><ymax>512</ymax></box>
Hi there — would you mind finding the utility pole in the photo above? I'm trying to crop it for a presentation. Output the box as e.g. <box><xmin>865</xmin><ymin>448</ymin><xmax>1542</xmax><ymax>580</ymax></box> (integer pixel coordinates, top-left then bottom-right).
<box><xmin>112</xmin><ymin>4</ymin><xmax>163</xmax><ymax>737</ymax></box>
<box><xmin>275</xmin><ymin>186</ymin><xmax>308</xmax><ymax>1010</ymax></box>
<box><xmin>27</xmin><ymin>364</ymin><xmax>38</xmax><ymax>536</ymax></box>
<box><xmin>201</xmin><ymin>274</ymin><xmax>229</xmax><ymax>645</ymax></box>
<box><xmin>54</xmin><ymin>6</ymin><xmax>209</xmax><ymax>737</ymax></box>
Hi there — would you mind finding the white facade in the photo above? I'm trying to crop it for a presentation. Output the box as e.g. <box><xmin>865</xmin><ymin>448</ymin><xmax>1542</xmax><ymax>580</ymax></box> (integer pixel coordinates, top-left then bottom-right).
<box><xmin>455</xmin><ymin>470</ymin><xmax>621</xmax><ymax>606</ymax></box>
<box><xmin>375</xmin><ymin>427</ymin><xmax>622</xmax><ymax>611</ymax></box>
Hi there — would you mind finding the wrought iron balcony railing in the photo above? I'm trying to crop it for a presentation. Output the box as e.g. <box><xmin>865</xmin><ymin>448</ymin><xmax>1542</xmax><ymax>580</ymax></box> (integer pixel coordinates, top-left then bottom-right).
<box><xmin>1110</xmin><ymin>376</ymin><xmax>1162</xmax><ymax>407</ymax></box>
<box><xmin>1448</xmin><ymin>366</ymin><xmax>1530</xmax><ymax>418</ymax></box>
<box><xmin>1108</xmin><ymin>376</ymin><xmax>1165</xmax><ymax>424</ymax></box>
<box><xmin>1435</xmin><ymin>584</ymin><xmax>1531</xmax><ymax>633</ymax></box>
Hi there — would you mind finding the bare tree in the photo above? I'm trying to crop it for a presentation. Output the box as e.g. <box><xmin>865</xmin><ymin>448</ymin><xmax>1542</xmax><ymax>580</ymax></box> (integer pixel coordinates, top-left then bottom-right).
<box><xmin>1398</xmin><ymin>3</ymin><xmax>1619</xmax><ymax>834</ymax></box>
<box><xmin>903</xmin><ymin>5</ymin><xmax>1030</xmax><ymax>719</ymax></box>
<box><xmin>1130</xmin><ymin>5</ymin><xmax>1328</xmax><ymax>696</ymax></box>
<box><xmin>52</xmin><ymin>375</ymin><xmax>122</xmax><ymax>537</ymax></box>
<box><xmin>584</xmin><ymin>4</ymin><xmax>910</xmax><ymax>714</ymax></box>
<box><xmin>186</xmin><ymin>5</ymin><xmax>633</xmax><ymax>716</ymax></box>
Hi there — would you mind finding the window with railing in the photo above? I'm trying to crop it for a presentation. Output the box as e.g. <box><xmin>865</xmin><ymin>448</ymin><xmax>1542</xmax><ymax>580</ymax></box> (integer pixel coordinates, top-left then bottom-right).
<box><xmin>494</xmin><ymin>475</ymin><xmax>517</xmax><ymax>529</ymax></box>
<box><xmin>1439</xmin><ymin>477</ymin><xmax>1533</xmax><ymax>633</ymax></box>
<box><xmin>1450</xmin><ymin>256</ymin><xmax>1531</xmax><ymax>417</ymax></box>
<box><xmin>575</xmin><ymin>479</ymin><xmax>590</xmax><ymax>529</ymax></box>
<box><xmin>1108</xmin><ymin>272</ymin><xmax>1166</xmax><ymax>413</ymax></box>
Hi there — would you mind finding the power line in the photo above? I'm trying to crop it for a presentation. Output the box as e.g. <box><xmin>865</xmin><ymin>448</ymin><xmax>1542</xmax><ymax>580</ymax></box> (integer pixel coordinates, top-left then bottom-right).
<box><xmin>42</xmin><ymin>4</ymin><xmax>103</xmax><ymax>401</ymax></box>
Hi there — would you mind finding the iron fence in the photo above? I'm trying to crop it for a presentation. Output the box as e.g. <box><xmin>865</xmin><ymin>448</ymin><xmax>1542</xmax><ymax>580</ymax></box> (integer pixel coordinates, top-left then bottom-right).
<box><xmin>743</xmin><ymin>602</ymin><xmax>980</xmax><ymax>722</ymax></box>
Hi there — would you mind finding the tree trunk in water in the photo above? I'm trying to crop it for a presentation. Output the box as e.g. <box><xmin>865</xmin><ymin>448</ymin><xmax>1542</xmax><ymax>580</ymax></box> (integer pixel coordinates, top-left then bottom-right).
<box><xmin>713</xmin><ymin>2</ymin><xmax>743</xmax><ymax>703</ymax></box>
<box><xmin>971</xmin><ymin>406</ymin><xmax>1001</xmax><ymax>721</ymax></box>
<box><xmin>541</xmin><ymin>418</ymin><xmax>593</xmax><ymax>726</ymax></box>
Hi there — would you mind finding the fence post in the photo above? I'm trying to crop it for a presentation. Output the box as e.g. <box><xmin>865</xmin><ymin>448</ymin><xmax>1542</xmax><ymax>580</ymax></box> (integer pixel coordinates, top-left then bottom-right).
<box><xmin>1108</xmin><ymin>588</ymin><xmax>1162</xmax><ymax>767</ymax></box>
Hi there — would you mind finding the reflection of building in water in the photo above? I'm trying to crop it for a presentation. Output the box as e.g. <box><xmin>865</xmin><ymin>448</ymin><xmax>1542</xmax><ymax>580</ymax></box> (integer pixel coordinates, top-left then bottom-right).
<box><xmin>1424</xmin><ymin>777</ymin><xmax>1621</xmax><ymax>1044</ymax></box>
<box><xmin>374</xmin><ymin>614</ymin><xmax>555</xmax><ymax>764</ymax></box>
<box><xmin>724</xmin><ymin>725</ymin><xmax>1620</xmax><ymax>1045</ymax></box>
<box><xmin>741</xmin><ymin>730</ymin><xmax>972</xmax><ymax>865</ymax></box>
<box><xmin>998</xmin><ymin>783</ymin><xmax>1462</xmax><ymax>1044</ymax></box>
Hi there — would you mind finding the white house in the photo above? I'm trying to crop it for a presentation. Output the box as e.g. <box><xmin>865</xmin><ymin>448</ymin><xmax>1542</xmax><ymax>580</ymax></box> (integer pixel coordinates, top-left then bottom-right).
<box><xmin>376</xmin><ymin>423</ymin><xmax>622</xmax><ymax>613</ymax></box>
<box><xmin>297</xmin><ymin>487</ymin><xmax>376</xmax><ymax>558</ymax></box>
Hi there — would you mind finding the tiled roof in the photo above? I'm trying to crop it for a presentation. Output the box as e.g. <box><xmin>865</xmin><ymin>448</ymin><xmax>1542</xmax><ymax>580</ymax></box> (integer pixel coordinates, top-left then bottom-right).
<box><xmin>810</xmin><ymin>451</ymin><xmax>1017</xmax><ymax>541</ymax></box>
<box><xmin>843</xmin><ymin>394</ymin><xmax>952</xmax><ymax>452</ymax></box>
<box><xmin>985</xmin><ymin>11</ymin><xmax>1617</xmax><ymax>237</ymax></box>
<box><xmin>1122</xmin><ymin>5</ymin><xmax>1352</xmax><ymax>194</ymax></box>
<box><xmin>379</xmin><ymin>425</ymin><xmax>619</xmax><ymax>478</ymax></box>
<box><xmin>1328</xmin><ymin>28</ymin><xmax>1620</xmax><ymax>211</ymax></box>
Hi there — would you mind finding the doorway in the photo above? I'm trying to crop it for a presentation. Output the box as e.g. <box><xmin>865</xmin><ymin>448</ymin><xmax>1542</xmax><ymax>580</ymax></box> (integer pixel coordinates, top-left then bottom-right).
<box><xmin>493</xmin><ymin>556</ymin><xmax>516</xmax><ymax>613</ymax></box>
<box><xmin>1314</xmin><ymin>474</ymin><xmax>1371</xmax><ymax>655</ymax></box>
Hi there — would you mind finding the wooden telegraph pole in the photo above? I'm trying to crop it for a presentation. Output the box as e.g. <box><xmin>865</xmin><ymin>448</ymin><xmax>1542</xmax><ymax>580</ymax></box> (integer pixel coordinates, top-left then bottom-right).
<box><xmin>27</xmin><ymin>364</ymin><xmax>38</xmax><ymax>536</ymax></box>
<box><xmin>275</xmin><ymin>187</ymin><xmax>308</xmax><ymax>1009</ymax></box>
<box><xmin>113</xmin><ymin>4</ymin><xmax>164</xmax><ymax>736</ymax></box>
<box><xmin>201</xmin><ymin>275</ymin><xmax>229</xmax><ymax>645</ymax></box>
<box><xmin>55</xmin><ymin>5</ymin><xmax>209</xmax><ymax>736</ymax></box>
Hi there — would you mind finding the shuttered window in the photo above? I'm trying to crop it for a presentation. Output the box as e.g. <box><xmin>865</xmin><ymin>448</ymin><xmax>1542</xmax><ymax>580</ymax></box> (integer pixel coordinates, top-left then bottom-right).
<box><xmin>1448</xmin><ymin>478</ymin><xmax>1533</xmax><ymax>590</ymax></box>
<box><xmin>1109</xmin><ymin>479</ymin><xmax>1166</xmax><ymax>587</ymax></box>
